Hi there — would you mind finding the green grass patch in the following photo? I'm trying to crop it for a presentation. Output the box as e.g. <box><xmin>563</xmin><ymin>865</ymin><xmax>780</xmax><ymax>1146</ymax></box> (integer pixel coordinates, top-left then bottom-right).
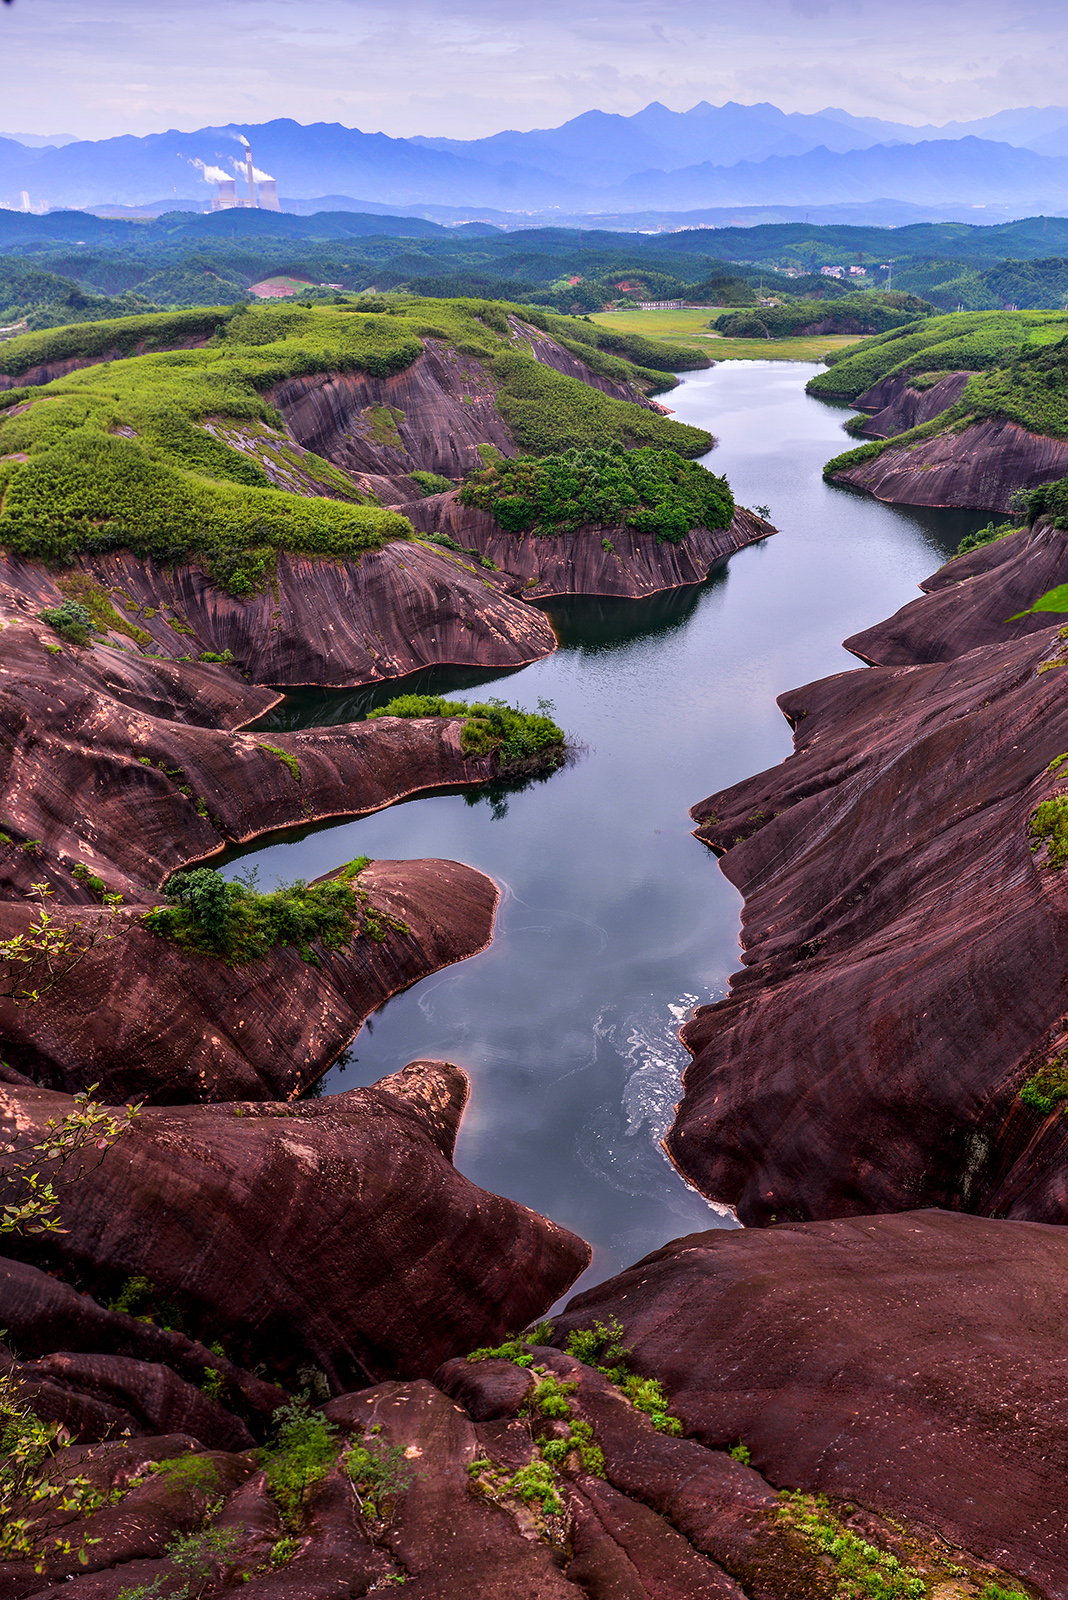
<box><xmin>141</xmin><ymin>858</ymin><xmax>409</xmax><ymax>963</ymax></box>
<box><xmin>258</xmin><ymin>1397</ymin><xmax>338</xmax><ymax>1531</ymax></box>
<box><xmin>1020</xmin><ymin>1054</ymin><xmax>1068</xmax><ymax>1113</ymax></box>
<box><xmin>1029</xmin><ymin>793</ymin><xmax>1068</xmax><ymax>867</ymax></box>
<box><xmin>777</xmin><ymin>1491</ymin><xmax>926</xmax><ymax>1600</ymax></box>
<box><xmin>459</xmin><ymin>442</ymin><xmax>733</xmax><ymax>542</ymax></box>
<box><xmin>488</xmin><ymin>348</ymin><xmax>711</xmax><ymax>457</ymax></box>
<box><xmin>258</xmin><ymin>742</ymin><xmax>301</xmax><ymax>782</ymax></box>
<box><xmin>410</xmin><ymin>469</ymin><xmax>453</xmax><ymax>496</ymax></box>
<box><xmin>807</xmin><ymin>309</ymin><xmax>1068</xmax><ymax>401</ymax></box>
<box><xmin>55</xmin><ymin>572</ymin><xmax>152</xmax><ymax>643</ymax></box>
<box><xmin>368</xmin><ymin>693</ymin><xmax>565</xmax><ymax>775</ymax></box>
<box><xmin>952</xmin><ymin>521</ymin><xmax>1019</xmax><ymax>558</ymax></box>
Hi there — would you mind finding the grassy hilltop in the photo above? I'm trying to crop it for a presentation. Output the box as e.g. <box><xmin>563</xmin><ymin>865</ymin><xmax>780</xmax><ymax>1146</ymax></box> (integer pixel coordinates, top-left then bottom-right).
<box><xmin>0</xmin><ymin>297</ymin><xmax>711</xmax><ymax>583</ymax></box>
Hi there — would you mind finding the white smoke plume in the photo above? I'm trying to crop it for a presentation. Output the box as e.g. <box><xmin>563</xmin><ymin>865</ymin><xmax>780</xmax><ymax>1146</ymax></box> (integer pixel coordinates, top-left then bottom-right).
<box><xmin>228</xmin><ymin>156</ymin><xmax>274</xmax><ymax>182</ymax></box>
<box><xmin>190</xmin><ymin>158</ymin><xmax>231</xmax><ymax>184</ymax></box>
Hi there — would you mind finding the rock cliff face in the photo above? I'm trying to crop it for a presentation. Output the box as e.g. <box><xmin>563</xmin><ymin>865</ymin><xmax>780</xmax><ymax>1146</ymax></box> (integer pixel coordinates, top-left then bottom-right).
<box><xmin>0</xmin><ymin>859</ymin><xmax>499</xmax><ymax>1102</ymax></box>
<box><xmin>831</xmin><ymin>415</ymin><xmax>1068</xmax><ymax>511</ymax></box>
<box><xmin>0</xmin><ymin>1062</ymin><xmax>591</xmax><ymax>1391</ymax></box>
<box><xmin>850</xmin><ymin>369</ymin><xmax>973</xmax><ymax>438</ymax></box>
<box><xmin>0</xmin><ymin>334</ymin><xmax>212</xmax><ymax>392</ymax></box>
<box><xmin>1</xmin><ymin>544</ymin><xmax>554</xmax><ymax>691</ymax></box>
<box><xmin>672</xmin><ymin>530</ymin><xmax>1068</xmax><ymax>1227</ymax></box>
<box><xmin>846</xmin><ymin>520</ymin><xmax>1068</xmax><ymax>664</ymax></box>
<box><xmin>402</xmin><ymin>495</ymin><xmax>775</xmax><ymax>600</ymax></box>
<box><xmin>269</xmin><ymin>342</ymin><xmax>518</xmax><ymax>489</ymax></box>
<box><xmin>550</xmin><ymin>1211</ymin><xmax>1068</xmax><ymax>1598</ymax></box>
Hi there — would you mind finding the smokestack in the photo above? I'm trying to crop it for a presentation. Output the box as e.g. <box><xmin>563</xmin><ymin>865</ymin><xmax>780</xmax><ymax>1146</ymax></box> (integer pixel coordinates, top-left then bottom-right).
<box><xmin>239</xmin><ymin>135</ymin><xmax>257</xmax><ymax>207</ymax></box>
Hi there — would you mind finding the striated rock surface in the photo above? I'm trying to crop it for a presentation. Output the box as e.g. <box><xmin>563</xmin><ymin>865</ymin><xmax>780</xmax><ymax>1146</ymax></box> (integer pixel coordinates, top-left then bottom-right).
<box><xmin>676</xmin><ymin>584</ymin><xmax>1068</xmax><ymax>1225</ymax></box>
<box><xmin>850</xmin><ymin>369</ymin><xmax>974</xmax><ymax>438</ymax></box>
<box><xmin>403</xmin><ymin>495</ymin><xmax>775</xmax><ymax>600</ymax></box>
<box><xmin>0</xmin><ymin>332</ymin><xmax>213</xmax><ymax>392</ymax></box>
<box><xmin>847</xmin><ymin>520</ymin><xmax>1068</xmax><ymax>665</ymax></box>
<box><xmin>0</xmin><ymin>860</ymin><xmax>499</xmax><ymax>1101</ymax></box>
<box><xmin>550</xmin><ymin>1211</ymin><xmax>1068</xmax><ymax>1598</ymax></box>
<box><xmin>831</xmin><ymin>414</ymin><xmax>1068</xmax><ymax>511</ymax></box>
<box><xmin>1</xmin><ymin>543</ymin><xmax>554</xmax><ymax>691</ymax></box>
<box><xmin>0</xmin><ymin>621</ymin><xmax>523</xmax><ymax>904</ymax></box>
<box><xmin>0</xmin><ymin>1062</ymin><xmax>591</xmax><ymax>1391</ymax></box>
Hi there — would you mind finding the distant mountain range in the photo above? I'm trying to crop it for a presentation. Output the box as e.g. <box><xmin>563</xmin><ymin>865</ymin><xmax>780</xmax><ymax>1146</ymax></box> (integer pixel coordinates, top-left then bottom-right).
<box><xmin>6</xmin><ymin>102</ymin><xmax>1068</xmax><ymax>220</ymax></box>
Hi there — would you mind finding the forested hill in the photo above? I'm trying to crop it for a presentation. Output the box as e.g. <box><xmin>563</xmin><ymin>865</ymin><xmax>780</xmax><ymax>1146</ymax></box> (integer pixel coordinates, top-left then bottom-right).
<box><xmin>5</xmin><ymin>211</ymin><xmax>1068</xmax><ymax>331</ymax></box>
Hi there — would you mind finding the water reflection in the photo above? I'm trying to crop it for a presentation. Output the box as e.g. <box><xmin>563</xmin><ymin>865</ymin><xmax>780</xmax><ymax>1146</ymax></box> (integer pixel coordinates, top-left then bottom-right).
<box><xmin>224</xmin><ymin>361</ymin><xmax>991</xmax><ymax>1292</ymax></box>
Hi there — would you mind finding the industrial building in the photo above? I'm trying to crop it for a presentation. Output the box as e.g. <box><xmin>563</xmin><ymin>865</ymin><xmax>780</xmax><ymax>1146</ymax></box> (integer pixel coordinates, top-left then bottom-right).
<box><xmin>192</xmin><ymin>137</ymin><xmax>280</xmax><ymax>212</ymax></box>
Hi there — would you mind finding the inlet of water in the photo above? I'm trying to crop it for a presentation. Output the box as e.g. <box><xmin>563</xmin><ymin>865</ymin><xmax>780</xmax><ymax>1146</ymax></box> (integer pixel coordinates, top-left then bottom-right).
<box><xmin>224</xmin><ymin>361</ymin><xmax>992</xmax><ymax>1292</ymax></box>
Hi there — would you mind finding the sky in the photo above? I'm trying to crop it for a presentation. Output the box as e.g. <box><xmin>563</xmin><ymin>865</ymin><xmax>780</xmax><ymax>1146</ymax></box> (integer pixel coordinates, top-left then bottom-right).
<box><xmin>2</xmin><ymin>0</ymin><xmax>1068</xmax><ymax>143</ymax></box>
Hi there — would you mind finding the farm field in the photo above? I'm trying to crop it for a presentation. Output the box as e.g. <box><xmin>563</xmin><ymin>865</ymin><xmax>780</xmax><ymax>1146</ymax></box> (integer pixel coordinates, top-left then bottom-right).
<box><xmin>590</xmin><ymin>306</ymin><xmax>866</xmax><ymax>363</ymax></box>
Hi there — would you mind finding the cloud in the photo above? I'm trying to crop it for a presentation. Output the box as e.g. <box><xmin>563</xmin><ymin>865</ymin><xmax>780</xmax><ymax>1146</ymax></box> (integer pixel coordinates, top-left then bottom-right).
<box><xmin>1</xmin><ymin>0</ymin><xmax>1066</xmax><ymax>140</ymax></box>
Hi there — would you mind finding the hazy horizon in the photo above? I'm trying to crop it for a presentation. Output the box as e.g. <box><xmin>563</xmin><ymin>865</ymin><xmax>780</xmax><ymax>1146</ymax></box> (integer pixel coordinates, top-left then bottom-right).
<box><xmin>3</xmin><ymin>0</ymin><xmax>1068</xmax><ymax>144</ymax></box>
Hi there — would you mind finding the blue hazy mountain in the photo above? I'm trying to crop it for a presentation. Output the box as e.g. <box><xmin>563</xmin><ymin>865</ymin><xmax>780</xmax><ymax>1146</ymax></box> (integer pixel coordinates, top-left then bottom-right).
<box><xmin>5</xmin><ymin>105</ymin><xmax>1068</xmax><ymax>218</ymax></box>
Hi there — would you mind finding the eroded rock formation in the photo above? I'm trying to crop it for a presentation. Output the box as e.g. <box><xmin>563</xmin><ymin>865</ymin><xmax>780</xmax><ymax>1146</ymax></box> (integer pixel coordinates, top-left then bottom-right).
<box><xmin>850</xmin><ymin>369</ymin><xmax>974</xmax><ymax>439</ymax></box>
<box><xmin>0</xmin><ymin>1062</ymin><xmax>591</xmax><ymax>1391</ymax></box>
<box><xmin>672</xmin><ymin>526</ymin><xmax>1068</xmax><ymax>1226</ymax></box>
<box><xmin>550</xmin><ymin>1211</ymin><xmax>1068</xmax><ymax>1597</ymax></box>
<box><xmin>831</xmin><ymin>415</ymin><xmax>1068</xmax><ymax>512</ymax></box>
<box><xmin>402</xmin><ymin>495</ymin><xmax>775</xmax><ymax>600</ymax></box>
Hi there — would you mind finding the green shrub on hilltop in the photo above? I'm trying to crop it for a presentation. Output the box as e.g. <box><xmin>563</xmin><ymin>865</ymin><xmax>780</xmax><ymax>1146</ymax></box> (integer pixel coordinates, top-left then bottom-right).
<box><xmin>807</xmin><ymin>309</ymin><xmax>1068</xmax><ymax>400</ymax></box>
<box><xmin>461</xmin><ymin>443</ymin><xmax>732</xmax><ymax>541</ymax></box>
<box><xmin>488</xmin><ymin>348</ymin><xmax>711</xmax><ymax>457</ymax></box>
<box><xmin>0</xmin><ymin>299</ymin><xmax>709</xmax><ymax>580</ymax></box>
<box><xmin>141</xmin><ymin>857</ymin><xmax>409</xmax><ymax>963</ymax></box>
<box><xmin>714</xmin><ymin>290</ymin><xmax>934</xmax><ymax>341</ymax></box>
<box><xmin>369</xmin><ymin>694</ymin><xmax>565</xmax><ymax>774</ymax></box>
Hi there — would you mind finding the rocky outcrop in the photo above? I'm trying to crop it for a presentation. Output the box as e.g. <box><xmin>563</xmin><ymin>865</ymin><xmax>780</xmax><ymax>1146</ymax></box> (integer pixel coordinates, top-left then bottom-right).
<box><xmin>675</xmin><ymin>575</ymin><xmax>1068</xmax><ymax>1226</ymax></box>
<box><xmin>0</xmin><ymin>333</ymin><xmax>213</xmax><ymax>392</ymax></box>
<box><xmin>0</xmin><ymin>618</ymin><xmax>531</xmax><ymax>903</ymax></box>
<box><xmin>850</xmin><ymin>369</ymin><xmax>973</xmax><ymax>438</ymax></box>
<box><xmin>0</xmin><ymin>860</ymin><xmax>499</xmax><ymax>1101</ymax></box>
<box><xmin>0</xmin><ymin>1062</ymin><xmax>591</xmax><ymax>1391</ymax></box>
<box><xmin>403</xmin><ymin>495</ymin><xmax>775</xmax><ymax>600</ymax></box>
<box><xmin>846</xmin><ymin>520</ymin><xmax>1068</xmax><ymax>664</ymax></box>
<box><xmin>4</xmin><ymin>1255</ymin><xmax>1038</xmax><ymax>1600</ymax></box>
<box><xmin>550</xmin><ymin>1211</ymin><xmax>1068</xmax><ymax>1598</ymax></box>
<box><xmin>831</xmin><ymin>415</ymin><xmax>1068</xmax><ymax>512</ymax></box>
<box><xmin>1</xmin><ymin>543</ymin><xmax>555</xmax><ymax>691</ymax></box>
<box><xmin>269</xmin><ymin>342</ymin><xmax>518</xmax><ymax>486</ymax></box>
<box><xmin>504</xmin><ymin>314</ymin><xmax>662</xmax><ymax>406</ymax></box>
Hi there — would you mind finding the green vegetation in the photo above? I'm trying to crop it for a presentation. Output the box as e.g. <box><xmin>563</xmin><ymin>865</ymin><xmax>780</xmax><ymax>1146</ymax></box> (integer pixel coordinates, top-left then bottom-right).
<box><xmin>713</xmin><ymin>291</ymin><xmax>933</xmax><ymax>341</ymax></box>
<box><xmin>55</xmin><ymin>573</ymin><xmax>152</xmax><ymax>644</ymax></box>
<box><xmin>953</xmin><ymin>520</ymin><xmax>1019</xmax><ymax>558</ymax></box>
<box><xmin>488</xmin><ymin>347</ymin><xmax>710</xmax><ymax>456</ymax></box>
<box><xmin>258</xmin><ymin>741</ymin><xmax>301</xmax><ymax>782</ymax></box>
<box><xmin>1</xmin><ymin>1082</ymin><xmax>138</xmax><ymax>1239</ymax></box>
<box><xmin>1028</xmin><ymin>794</ymin><xmax>1068</xmax><ymax>868</ymax></box>
<box><xmin>0</xmin><ymin>298</ymin><xmax>709</xmax><ymax>585</ymax></box>
<box><xmin>563</xmin><ymin>1316</ymin><xmax>683</xmax><ymax>1435</ymax></box>
<box><xmin>36</xmin><ymin>597</ymin><xmax>94</xmax><ymax>645</ymax></box>
<box><xmin>345</xmin><ymin>1427</ymin><xmax>413</xmax><ymax>1521</ymax></box>
<box><xmin>116</xmin><ymin>1524</ymin><xmax>243</xmax><ymax>1599</ymax></box>
<box><xmin>460</xmin><ymin>443</ymin><xmax>733</xmax><ymax>541</ymax></box>
<box><xmin>141</xmin><ymin>858</ymin><xmax>409</xmax><ymax>963</ymax></box>
<box><xmin>729</xmin><ymin>1443</ymin><xmax>752</xmax><ymax>1465</ymax></box>
<box><xmin>1019</xmin><ymin>1054</ymin><xmax>1068</xmax><ymax>1113</ymax></box>
<box><xmin>368</xmin><ymin>694</ymin><xmax>566</xmax><ymax>775</ymax></box>
<box><xmin>807</xmin><ymin>310</ymin><xmax>1068</xmax><ymax>401</ymax></box>
<box><xmin>410</xmin><ymin>469</ymin><xmax>453</xmax><ymax>496</ymax></box>
<box><xmin>258</xmin><ymin>1397</ymin><xmax>338</xmax><ymax>1530</ymax></box>
<box><xmin>777</xmin><ymin>1491</ymin><xmax>926</xmax><ymax>1600</ymax></box>
<box><xmin>0</xmin><ymin>1365</ymin><xmax>116</xmax><ymax>1566</ymax></box>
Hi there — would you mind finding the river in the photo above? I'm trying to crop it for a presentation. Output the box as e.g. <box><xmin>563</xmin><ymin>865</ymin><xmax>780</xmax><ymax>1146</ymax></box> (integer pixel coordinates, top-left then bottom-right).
<box><xmin>225</xmin><ymin>360</ymin><xmax>990</xmax><ymax>1294</ymax></box>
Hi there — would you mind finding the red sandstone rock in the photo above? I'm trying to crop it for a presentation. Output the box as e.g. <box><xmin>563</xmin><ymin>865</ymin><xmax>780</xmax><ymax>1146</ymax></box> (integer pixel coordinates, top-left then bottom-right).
<box><xmin>0</xmin><ymin>859</ymin><xmax>499</xmax><ymax>1101</ymax></box>
<box><xmin>850</xmin><ymin>370</ymin><xmax>974</xmax><ymax>439</ymax></box>
<box><xmin>402</xmin><ymin>495</ymin><xmax>774</xmax><ymax>600</ymax></box>
<box><xmin>832</xmin><ymin>415</ymin><xmax>1068</xmax><ymax>512</ymax></box>
<box><xmin>677</xmin><ymin>605</ymin><xmax>1068</xmax><ymax>1226</ymax></box>
<box><xmin>0</xmin><ymin>1062</ymin><xmax>592</xmax><ymax>1387</ymax></box>
<box><xmin>846</xmin><ymin>520</ymin><xmax>1068</xmax><ymax>664</ymax></box>
<box><xmin>0</xmin><ymin>542</ymin><xmax>555</xmax><ymax>691</ymax></box>
<box><xmin>550</xmin><ymin>1211</ymin><xmax>1068</xmax><ymax>1597</ymax></box>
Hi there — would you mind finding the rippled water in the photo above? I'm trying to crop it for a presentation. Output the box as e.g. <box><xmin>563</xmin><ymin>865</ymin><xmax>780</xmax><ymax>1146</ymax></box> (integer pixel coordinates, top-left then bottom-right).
<box><xmin>224</xmin><ymin>361</ymin><xmax>991</xmax><ymax>1293</ymax></box>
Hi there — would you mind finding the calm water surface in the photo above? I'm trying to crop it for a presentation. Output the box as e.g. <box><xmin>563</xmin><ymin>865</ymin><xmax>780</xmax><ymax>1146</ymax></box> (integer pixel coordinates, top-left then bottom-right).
<box><xmin>227</xmin><ymin>362</ymin><xmax>989</xmax><ymax>1293</ymax></box>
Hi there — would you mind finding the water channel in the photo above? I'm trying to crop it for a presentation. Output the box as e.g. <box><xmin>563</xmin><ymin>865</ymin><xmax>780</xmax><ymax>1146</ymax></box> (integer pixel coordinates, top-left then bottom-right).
<box><xmin>226</xmin><ymin>360</ymin><xmax>991</xmax><ymax>1294</ymax></box>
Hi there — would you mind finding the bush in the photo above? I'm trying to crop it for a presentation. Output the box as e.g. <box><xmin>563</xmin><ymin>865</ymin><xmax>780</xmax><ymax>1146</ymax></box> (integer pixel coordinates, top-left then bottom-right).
<box><xmin>460</xmin><ymin>443</ymin><xmax>733</xmax><ymax>543</ymax></box>
<box><xmin>141</xmin><ymin>857</ymin><xmax>408</xmax><ymax>963</ymax></box>
<box><xmin>368</xmin><ymin>694</ymin><xmax>565</xmax><ymax>775</ymax></box>
<box><xmin>37</xmin><ymin>597</ymin><xmax>95</xmax><ymax>645</ymax></box>
<box><xmin>258</xmin><ymin>1398</ymin><xmax>338</xmax><ymax>1530</ymax></box>
<box><xmin>410</xmin><ymin>469</ymin><xmax>453</xmax><ymax>496</ymax></box>
<box><xmin>953</xmin><ymin>521</ymin><xmax>1018</xmax><ymax>557</ymax></box>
